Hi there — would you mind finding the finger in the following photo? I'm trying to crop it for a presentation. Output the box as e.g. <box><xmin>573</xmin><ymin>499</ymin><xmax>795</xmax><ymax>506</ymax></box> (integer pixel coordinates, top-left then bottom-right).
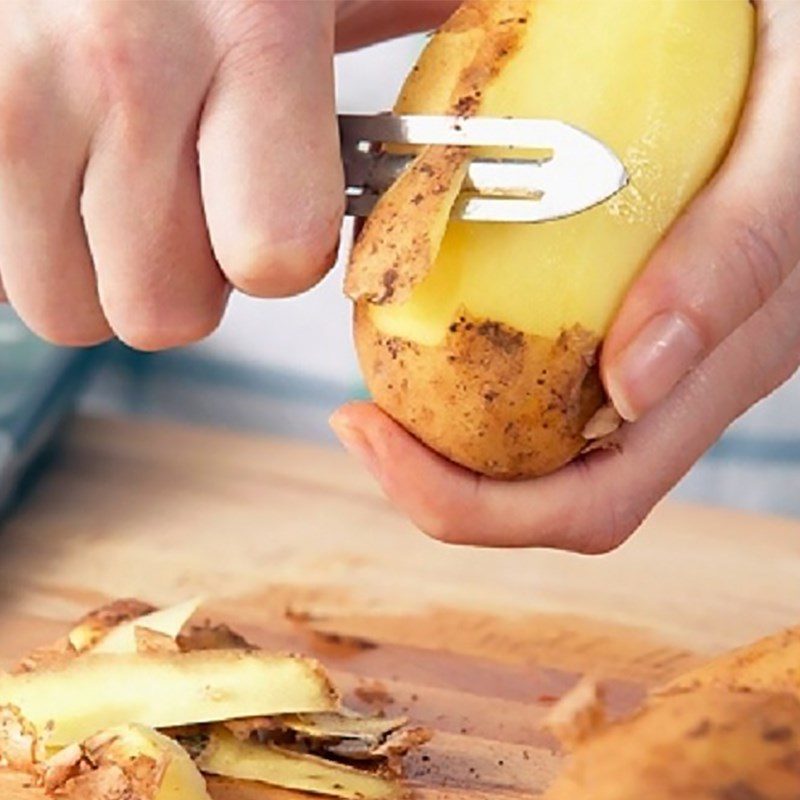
<box><xmin>602</xmin><ymin>1</ymin><xmax>800</xmax><ymax>421</ymax></box>
<box><xmin>199</xmin><ymin>2</ymin><xmax>343</xmax><ymax>298</ymax></box>
<box><xmin>335</xmin><ymin>1</ymin><xmax>459</xmax><ymax>51</ymax></box>
<box><xmin>81</xmin><ymin>5</ymin><xmax>227</xmax><ymax>351</ymax></box>
<box><xmin>0</xmin><ymin>53</ymin><xmax>110</xmax><ymax>345</ymax></box>
<box><xmin>331</xmin><ymin>263</ymin><xmax>800</xmax><ymax>552</ymax></box>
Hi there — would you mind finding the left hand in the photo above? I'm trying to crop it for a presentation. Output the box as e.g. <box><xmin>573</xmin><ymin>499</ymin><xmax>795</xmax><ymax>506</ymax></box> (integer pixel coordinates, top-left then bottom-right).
<box><xmin>331</xmin><ymin>0</ymin><xmax>800</xmax><ymax>553</ymax></box>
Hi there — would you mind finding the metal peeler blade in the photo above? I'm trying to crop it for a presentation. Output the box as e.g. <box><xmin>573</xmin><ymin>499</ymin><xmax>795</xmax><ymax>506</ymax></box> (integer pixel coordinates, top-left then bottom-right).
<box><xmin>339</xmin><ymin>113</ymin><xmax>628</xmax><ymax>223</ymax></box>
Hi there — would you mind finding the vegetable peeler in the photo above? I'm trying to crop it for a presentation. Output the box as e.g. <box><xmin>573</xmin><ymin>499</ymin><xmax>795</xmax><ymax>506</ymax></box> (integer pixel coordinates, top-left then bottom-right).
<box><xmin>339</xmin><ymin>113</ymin><xmax>628</xmax><ymax>223</ymax></box>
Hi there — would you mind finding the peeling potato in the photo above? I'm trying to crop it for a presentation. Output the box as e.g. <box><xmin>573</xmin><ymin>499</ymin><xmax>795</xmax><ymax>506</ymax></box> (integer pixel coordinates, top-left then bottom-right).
<box><xmin>347</xmin><ymin>0</ymin><xmax>754</xmax><ymax>478</ymax></box>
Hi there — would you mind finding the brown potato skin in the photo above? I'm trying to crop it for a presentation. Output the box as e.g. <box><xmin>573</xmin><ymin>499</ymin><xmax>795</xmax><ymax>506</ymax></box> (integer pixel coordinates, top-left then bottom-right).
<box><xmin>354</xmin><ymin>304</ymin><xmax>605</xmax><ymax>479</ymax></box>
<box><xmin>544</xmin><ymin>689</ymin><xmax>800</xmax><ymax>800</ymax></box>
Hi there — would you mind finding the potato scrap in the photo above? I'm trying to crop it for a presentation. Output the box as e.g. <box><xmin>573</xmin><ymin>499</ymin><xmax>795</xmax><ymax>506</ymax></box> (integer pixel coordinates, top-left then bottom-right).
<box><xmin>0</xmin><ymin>704</ymin><xmax>48</xmax><ymax>773</ymax></box>
<box><xmin>1</xmin><ymin>598</ymin><xmax>427</xmax><ymax>800</ymax></box>
<box><xmin>94</xmin><ymin>596</ymin><xmax>203</xmax><ymax>654</ymax></box>
<box><xmin>13</xmin><ymin>598</ymin><xmax>156</xmax><ymax>674</ymax></box>
<box><xmin>224</xmin><ymin>711</ymin><xmax>415</xmax><ymax>763</ymax></box>
<box><xmin>542</xmin><ymin>678</ymin><xmax>607</xmax><ymax>750</ymax></box>
<box><xmin>191</xmin><ymin>727</ymin><xmax>402</xmax><ymax>800</ymax></box>
<box><xmin>178</xmin><ymin>621</ymin><xmax>256</xmax><ymax>653</ymax></box>
<box><xmin>43</xmin><ymin>724</ymin><xmax>212</xmax><ymax>800</ymax></box>
<box><xmin>0</xmin><ymin>650</ymin><xmax>339</xmax><ymax>746</ymax></box>
<box><xmin>134</xmin><ymin>627</ymin><xmax>181</xmax><ymax>655</ymax></box>
<box><xmin>67</xmin><ymin>599</ymin><xmax>157</xmax><ymax>654</ymax></box>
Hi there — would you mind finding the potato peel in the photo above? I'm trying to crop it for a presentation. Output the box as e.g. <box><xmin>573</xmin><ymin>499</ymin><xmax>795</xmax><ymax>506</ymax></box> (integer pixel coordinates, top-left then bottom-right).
<box><xmin>3</xmin><ymin>600</ymin><xmax>428</xmax><ymax>799</ymax></box>
<box><xmin>0</xmin><ymin>650</ymin><xmax>339</xmax><ymax>747</ymax></box>
<box><xmin>68</xmin><ymin>599</ymin><xmax>158</xmax><ymax>654</ymax></box>
<box><xmin>346</xmin><ymin>146</ymin><xmax>469</xmax><ymax>306</ymax></box>
<box><xmin>345</xmin><ymin>1</ymin><xmax>530</xmax><ymax>307</ymax></box>
<box><xmin>43</xmin><ymin>724</ymin><xmax>212</xmax><ymax>800</ymax></box>
<box><xmin>542</xmin><ymin>678</ymin><xmax>607</xmax><ymax>750</ymax></box>
<box><xmin>94</xmin><ymin>597</ymin><xmax>203</xmax><ymax>654</ymax></box>
<box><xmin>178</xmin><ymin>621</ymin><xmax>256</xmax><ymax>653</ymax></box>
<box><xmin>13</xmin><ymin>598</ymin><xmax>156</xmax><ymax>674</ymax></box>
<box><xmin>0</xmin><ymin>704</ymin><xmax>48</xmax><ymax>773</ymax></box>
<box><xmin>192</xmin><ymin>727</ymin><xmax>402</xmax><ymax>800</ymax></box>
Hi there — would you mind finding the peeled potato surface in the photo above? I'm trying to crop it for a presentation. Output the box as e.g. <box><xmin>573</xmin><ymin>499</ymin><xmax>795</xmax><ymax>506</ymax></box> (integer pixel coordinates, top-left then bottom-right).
<box><xmin>350</xmin><ymin>0</ymin><xmax>754</xmax><ymax>478</ymax></box>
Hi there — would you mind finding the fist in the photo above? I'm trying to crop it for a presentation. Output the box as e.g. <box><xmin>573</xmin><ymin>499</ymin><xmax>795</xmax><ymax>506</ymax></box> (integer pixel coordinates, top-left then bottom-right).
<box><xmin>0</xmin><ymin>1</ymin><xmax>343</xmax><ymax>349</ymax></box>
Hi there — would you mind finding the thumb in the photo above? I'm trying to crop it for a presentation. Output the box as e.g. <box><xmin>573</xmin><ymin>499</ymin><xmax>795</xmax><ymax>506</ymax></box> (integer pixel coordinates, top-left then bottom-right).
<box><xmin>602</xmin><ymin>1</ymin><xmax>800</xmax><ymax>421</ymax></box>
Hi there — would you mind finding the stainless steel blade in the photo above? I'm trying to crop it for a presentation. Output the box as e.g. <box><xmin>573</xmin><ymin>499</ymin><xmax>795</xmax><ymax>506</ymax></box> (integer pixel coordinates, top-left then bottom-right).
<box><xmin>344</xmin><ymin>151</ymin><xmax>549</xmax><ymax>196</ymax></box>
<box><xmin>339</xmin><ymin>114</ymin><xmax>628</xmax><ymax>223</ymax></box>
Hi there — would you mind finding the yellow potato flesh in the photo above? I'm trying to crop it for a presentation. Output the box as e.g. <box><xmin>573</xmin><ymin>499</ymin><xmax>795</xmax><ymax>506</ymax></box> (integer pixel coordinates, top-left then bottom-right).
<box><xmin>0</xmin><ymin>651</ymin><xmax>337</xmax><ymax>746</ymax></box>
<box><xmin>371</xmin><ymin>0</ymin><xmax>754</xmax><ymax>346</ymax></box>
<box><xmin>102</xmin><ymin>725</ymin><xmax>212</xmax><ymax>800</ymax></box>
<box><xmin>196</xmin><ymin>728</ymin><xmax>399</xmax><ymax>800</ymax></box>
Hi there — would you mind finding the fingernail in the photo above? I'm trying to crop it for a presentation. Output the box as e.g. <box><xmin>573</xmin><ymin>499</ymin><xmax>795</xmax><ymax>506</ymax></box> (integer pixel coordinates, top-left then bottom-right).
<box><xmin>606</xmin><ymin>312</ymin><xmax>704</xmax><ymax>422</ymax></box>
<box><xmin>330</xmin><ymin>415</ymin><xmax>381</xmax><ymax>480</ymax></box>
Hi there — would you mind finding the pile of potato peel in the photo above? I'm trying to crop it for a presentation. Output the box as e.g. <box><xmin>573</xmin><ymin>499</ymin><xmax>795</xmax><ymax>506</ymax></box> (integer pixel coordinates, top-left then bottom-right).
<box><xmin>0</xmin><ymin>598</ymin><xmax>428</xmax><ymax>799</ymax></box>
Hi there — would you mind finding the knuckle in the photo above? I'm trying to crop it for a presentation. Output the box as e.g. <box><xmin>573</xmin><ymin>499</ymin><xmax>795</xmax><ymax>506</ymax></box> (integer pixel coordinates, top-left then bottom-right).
<box><xmin>415</xmin><ymin>492</ymin><xmax>475</xmax><ymax>545</ymax></box>
<box><xmin>27</xmin><ymin>314</ymin><xmax>110</xmax><ymax>348</ymax></box>
<box><xmin>419</xmin><ymin>512</ymin><xmax>465</xmax><ymax>545</ymax></box>
<box><xmin>72</xmin><ymin>3</ymin><xmax>163</xmax><ymax>150</ymax></box>
<box><xmin>215</xmin><ymin>1</ymin><xmax>328</xmax><ymax>72</ymax></box>
<box><xmin>727</xmin><ymin>210</ymin><xmax>790</xmax><ymax>308</ymax></box>
<box><xmin>114</xmin><ymin>308</ymin><xmax>222</xmax><ymax>352</ymax></box>
<box><xmin>566</xmin><ymin>461</ymin><xmax>644</xmax><ymax>555</ymax></box>
<box><xmin>222</xmin><ymin>230</ymin><xmax>340</xmax><ymax>298</ymax></box>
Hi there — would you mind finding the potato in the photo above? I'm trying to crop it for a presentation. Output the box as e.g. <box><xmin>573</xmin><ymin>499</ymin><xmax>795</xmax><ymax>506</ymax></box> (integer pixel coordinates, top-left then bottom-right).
<box><xmin>347</xmin><ymin>0</ymin><xmax>755</xmax><ymax>478</ymax></box>
<box><xmin>543</xmin><ymin>689</ymin><xmax>800</xmax><ymax>800</ymax></box>
<box><xmin>661</xmin><ymin>624</ymin><xmax>800</xmax><ymax>699</ymax></box>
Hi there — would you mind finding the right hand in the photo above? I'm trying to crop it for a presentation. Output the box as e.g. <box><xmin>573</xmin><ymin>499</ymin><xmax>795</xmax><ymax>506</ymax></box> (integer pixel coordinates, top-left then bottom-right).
<box><xmin>0</xmin><ymin>1</ymin><xmax>455</xmax><ymax>349</ymax></box>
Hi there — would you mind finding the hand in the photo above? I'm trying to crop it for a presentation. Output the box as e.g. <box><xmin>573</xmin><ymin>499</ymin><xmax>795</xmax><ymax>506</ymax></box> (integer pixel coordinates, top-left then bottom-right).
<box><xmin>0</xmin><ymin>1</ymin><xmax>454</xmax><ymax>349</ymax></box>
<box><xmin>331</xmin><ymin>0</ymin><xmax>800</xmax><ymax>553</ymax></box>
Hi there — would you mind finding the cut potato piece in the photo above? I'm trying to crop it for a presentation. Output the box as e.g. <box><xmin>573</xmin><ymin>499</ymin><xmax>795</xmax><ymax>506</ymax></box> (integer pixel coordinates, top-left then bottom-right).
<box><xmin>224</xmin><ymin>712</ymin><xmax>421</xmax><ymax>763</ymax></box>
<box><xmin>192</xmin><ymin>727</ymin><xmax>401</xmax><ymax>800</ymax></box>
<box><xmin>0</xmin><ymin>704</ymin><xmax>47</xmax><ymax>772</ymax></box>
<box><xmin>661</xmin><ymin>625</ymin><xmax>800</xmax><ymax>699</ymax></box>
<box><xmin>67</xmin><ymin>599</ymin><xmax>157</xmax><ymax>654</ymax></box>
<box><xmin>227</xmin><ymin>712</ymin><xmax>406</xmax><ymax>745</ymax></box>
<box><xmin>43</xmin><ymin>724</ymin><xmax>212</xmax><ymax>800</ymax></box>
<box><xmin>543</xmin><ymin>689</ymin><xmax>800</xmax><ymax>800</ymax></box>
<box><xmin>178</xmin><ymin>622</ymin><xmax>256</xmax><ymax>653</ymax></box>
<box><xmin>94</xmin><ymin>597</ymin><xmax>204</xmax><ymax>654</ymax></box>
<box><xmin>14</xmin><ymin>599</ymin><xmax>156</xmax><ymax>673</ymax></box>
<box><xmin>349</xmin><ymin>0</ymin><xmax>755</xmax><ymax>478</ymax></box>
<box><xmin>0</xmin><ymin>651</ymin><xmax>338</xmax><ymax>747</ymax></box>
<box><xmin>543</xmin><ymin>678</ymin><xmax>606</xmax><ymax>750</ymax></box>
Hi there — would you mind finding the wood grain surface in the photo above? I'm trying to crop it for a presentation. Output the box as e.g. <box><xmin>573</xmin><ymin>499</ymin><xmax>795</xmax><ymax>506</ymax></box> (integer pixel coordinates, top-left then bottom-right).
<box><xmin>1</xmin><ymin>415</ymin><xmax>799</xmax><ymax>798</ymax></box>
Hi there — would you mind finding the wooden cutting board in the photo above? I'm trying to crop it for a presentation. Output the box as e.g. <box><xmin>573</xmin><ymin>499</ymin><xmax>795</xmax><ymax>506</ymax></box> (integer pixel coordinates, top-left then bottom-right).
<box><xmin>1</xmin><ymin>415</ymin><xmax>799</xmax><ymax>798</ymax></box>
